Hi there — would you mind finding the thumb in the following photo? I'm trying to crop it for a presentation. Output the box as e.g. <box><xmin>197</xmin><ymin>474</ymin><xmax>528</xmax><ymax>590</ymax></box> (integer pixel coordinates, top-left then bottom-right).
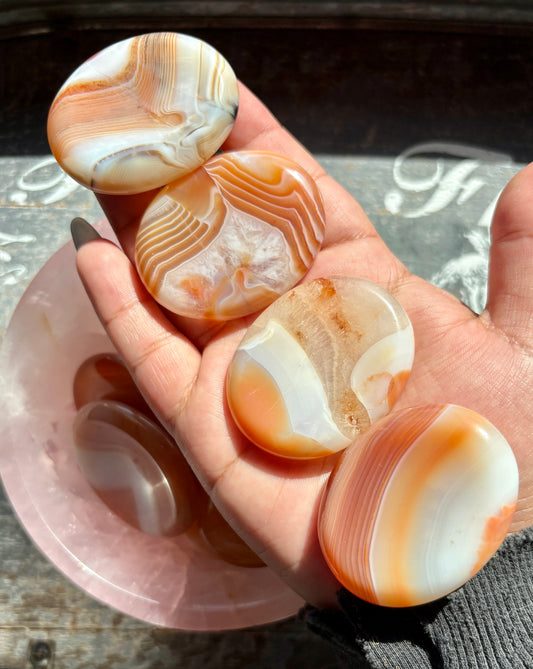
<box><xmin>484</xmin><ymin>162</ymin><xmax>533</xmax><ymax>349</ymax></box>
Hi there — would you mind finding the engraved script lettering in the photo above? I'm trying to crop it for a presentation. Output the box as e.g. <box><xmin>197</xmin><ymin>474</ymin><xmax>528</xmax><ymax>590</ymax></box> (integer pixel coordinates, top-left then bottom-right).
<box><xmin>0</xmin><ymin>232</ymin><xmax>36</xmax><ymax>286</ymax></box>
<box><xmin>9</xmin><ymin>156</ymin><xmax>79</xmax><ymax>206</ymax></box>
<box><xmin>384</xmin><ymin>142</ymin><xmax>517</xmax><ymax>313</ymax></box>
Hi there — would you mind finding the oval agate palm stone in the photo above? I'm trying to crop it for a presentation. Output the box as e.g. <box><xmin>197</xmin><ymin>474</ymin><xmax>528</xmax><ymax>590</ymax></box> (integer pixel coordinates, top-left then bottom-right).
<box><xmin>47</xmin><ymin>32</ymin><xmax>239</xmax><ymax>194</ymax></box>
<box><xmin>73</xmin><ymin>352</ymin><xmax>154</xmax><ymax>418</ymax></box>
<box><xmin>319</xmin><ymin>404</ymin><xmax>519</xmax><ymax>607</ymax></box>
<box><xmin>134</xmin><ymin>151</ymin><xmax>326</xmax><ymax>319</ymax></box>
<box><xmin>226</xmin><ymin>276</ymin><xmax>414</xmax><ymax>458</ymax></box>
<box><xmin>73</xmin><ymin>400</ymin><xmax>202</xmax><ymax>537</ymax></box>
<box><xmin>72</xmin><ymin>360</ymin><xmax>265</xmax><ymax>567</ymax></box>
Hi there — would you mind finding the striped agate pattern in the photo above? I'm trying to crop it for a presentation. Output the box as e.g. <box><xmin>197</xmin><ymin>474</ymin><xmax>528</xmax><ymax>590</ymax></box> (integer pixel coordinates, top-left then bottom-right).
<box><xmin>226</xmin><ymin>276</ymin><xmax>414</xmax><ymax>458</ymax></box>
<box><xmin>134</xmin><ymin>151</ymin><xmax>326</xmax><ymax>319</ymax></box>
<box><xmin>318</xmin><ymin>404</ymin><xmax>519</xmax><ymax>607</ymax></box>
<box><xmin>73</xmin><ymin>400</ymin><xmax>201</xmax><ymax>538</ymax></box>
<box><xmin>47</xmin><ymin>33</ymin><xmax>238</xmax><ymax>194</ymax></box>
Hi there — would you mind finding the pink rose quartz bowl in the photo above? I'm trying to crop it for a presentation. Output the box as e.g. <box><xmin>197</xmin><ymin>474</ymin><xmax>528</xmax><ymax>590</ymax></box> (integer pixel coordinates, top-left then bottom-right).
<box><xmin>0</xmin><ymin>220</ymin><xmax>303</xmax><ymax>630</ymax></box>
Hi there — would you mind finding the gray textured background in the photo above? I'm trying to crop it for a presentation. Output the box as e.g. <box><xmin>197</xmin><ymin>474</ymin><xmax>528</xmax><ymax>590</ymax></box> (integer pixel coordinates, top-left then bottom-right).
<box><xmin>1</xmin><ymin>4</ymin><xmax>532</xmax><ymax>667</ymax></box>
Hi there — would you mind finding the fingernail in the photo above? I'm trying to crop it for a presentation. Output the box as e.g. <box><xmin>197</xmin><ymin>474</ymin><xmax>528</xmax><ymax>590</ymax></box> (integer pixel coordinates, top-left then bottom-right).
<box><xmin>71</xmin><ymin>217</ymin><xmax>102</xmax><ymax>250</ymax></box>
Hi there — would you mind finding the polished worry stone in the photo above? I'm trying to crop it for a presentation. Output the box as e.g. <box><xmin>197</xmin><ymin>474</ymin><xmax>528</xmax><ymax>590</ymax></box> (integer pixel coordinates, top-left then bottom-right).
<box><xmin>226</xmin><ymin>276</ymin><xmax>414</xmax><ymax>458</ymax></box>
<box><xmin>73</xmin><ymin>400</ymin><xmax>202</xmax><ymax>537</ymax></box>
<box><xmin>134</xmin><ymin>150</ymin><xmax>326</xmax><ymax>320</ymax></box>
<box><xmin>47</xmin><ymin>32</ymin><xmax>238</xmax><ymax>195</ymax></box>
<box><xmin>73</xmin><ymin>354</ymin><xmax>264</xmax><ymax>566</ymax></box>
<box><xmin>73</xmin><ymin>352</ymin><xmax>154</xmax><ymax>418</ymax></box>
<box><xmin>318</xmin><ymin>404</ymin><xmax>519</xmax><ymax>607</ymax></box>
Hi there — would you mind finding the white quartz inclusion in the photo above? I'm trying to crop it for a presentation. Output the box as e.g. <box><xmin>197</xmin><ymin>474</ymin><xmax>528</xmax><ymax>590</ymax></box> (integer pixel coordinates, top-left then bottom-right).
<box><xmin>162</xmin><ymin>207</ymin><xmax>293</xmax><ymax>308</ymax></box>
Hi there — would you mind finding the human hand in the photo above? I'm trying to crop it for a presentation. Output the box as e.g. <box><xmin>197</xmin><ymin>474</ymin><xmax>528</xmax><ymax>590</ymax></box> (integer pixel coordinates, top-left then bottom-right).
<box><xmin>73</xmin><ymin>82</ymin><xmax>533</xmax><ymax>608</ymax></box>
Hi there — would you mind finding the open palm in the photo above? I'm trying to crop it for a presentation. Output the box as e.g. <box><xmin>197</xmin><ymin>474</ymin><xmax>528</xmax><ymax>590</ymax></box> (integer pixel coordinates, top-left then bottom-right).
<box><xmin>75</xmin><ymin>83</ymin><xmax>533</xmax><ymax>608</ymax></box>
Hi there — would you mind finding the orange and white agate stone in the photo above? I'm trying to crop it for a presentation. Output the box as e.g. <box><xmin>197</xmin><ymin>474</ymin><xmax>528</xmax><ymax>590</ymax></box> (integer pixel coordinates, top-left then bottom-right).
<box><xmin>73</xmin><ymin>400</ymin><xmax>202</xmax><ymax>537</ymax></box>
<box><xmin>318</xmin><ymin>404</ymin><xmax>519</xmax><ymax>607</ymax></box>
<box><xmin>226</xmin><ymin>276</ymin><xmax>414</xmax><ymax>458</ymax></box>
<box><xmin>73</xmin><ymin>352</ymin><xmax>154</xmax><ymax>418</ymax></box>
<box><xmin>47</xmin><ymin>33</ymin><xmax>238</xmax><ymax>194</ymax></box>
<box><xmin>134</xmin><ymin>151</ymin><xmax>326</xmax><ymax>319</ymax></box>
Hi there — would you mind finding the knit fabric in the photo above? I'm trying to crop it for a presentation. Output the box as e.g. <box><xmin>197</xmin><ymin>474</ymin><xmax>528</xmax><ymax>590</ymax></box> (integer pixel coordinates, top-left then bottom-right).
<box><xmin>305</xmin><ymin>527</ymin><xmax>533</xmax><ymax>668</ymax></box>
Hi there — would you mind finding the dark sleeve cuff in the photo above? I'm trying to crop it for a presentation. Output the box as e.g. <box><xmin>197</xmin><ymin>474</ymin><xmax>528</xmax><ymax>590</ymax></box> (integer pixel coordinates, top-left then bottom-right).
<box><xmin>304</xmin><ymin>527</ymin><xmax>533</xmax><ymax>668</ymax></box>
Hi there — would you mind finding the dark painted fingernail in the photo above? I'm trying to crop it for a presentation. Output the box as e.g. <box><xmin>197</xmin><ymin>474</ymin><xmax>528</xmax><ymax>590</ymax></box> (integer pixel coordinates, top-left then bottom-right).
<box><xmin>71</xmin><ymin>217</ymin><xmax>102</xmax><ymax>250</ymax></box>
